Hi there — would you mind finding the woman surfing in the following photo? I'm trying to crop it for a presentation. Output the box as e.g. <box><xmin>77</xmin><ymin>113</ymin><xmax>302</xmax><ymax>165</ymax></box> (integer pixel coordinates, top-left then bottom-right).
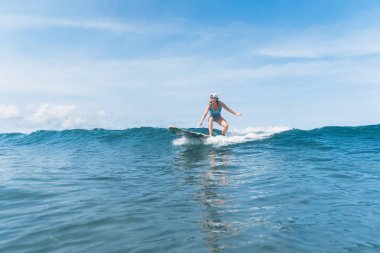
<box><xmin>198</xmin><ymin>93</ymin><xmax>242</xmax><ymax>136</ymax></box>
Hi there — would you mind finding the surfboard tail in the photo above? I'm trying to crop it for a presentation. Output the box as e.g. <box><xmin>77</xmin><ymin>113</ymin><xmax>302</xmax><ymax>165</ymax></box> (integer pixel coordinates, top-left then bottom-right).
<box><xmin>169</xmin><ymin>127</ymin><xmax>208</xmax><ymax>138</ymax></box>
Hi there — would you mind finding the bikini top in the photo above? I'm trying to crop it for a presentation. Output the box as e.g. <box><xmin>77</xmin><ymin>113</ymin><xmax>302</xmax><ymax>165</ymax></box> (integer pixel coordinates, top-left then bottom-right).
<box><xmin>209</xmin><ymin>101</ymin><xmax>222</xmax><ymax>116</ymax></box>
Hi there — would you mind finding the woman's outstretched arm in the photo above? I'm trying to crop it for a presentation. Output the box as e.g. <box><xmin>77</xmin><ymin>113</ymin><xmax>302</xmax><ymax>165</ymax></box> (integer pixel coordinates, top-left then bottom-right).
<box><xmin>221</xmin><ymin>102</ymin><xmax>242</xmax><ymax>116</ymax></box>
<box><xmin>198</xmin><ymin>104</ymin><xmax>210</xmax><ymax>126</ymax></box>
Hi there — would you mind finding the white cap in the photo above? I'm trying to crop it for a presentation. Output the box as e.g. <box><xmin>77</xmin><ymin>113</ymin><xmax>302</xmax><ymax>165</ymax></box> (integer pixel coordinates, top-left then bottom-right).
<box><xmin>210</xmin><ymin>93</ymin><xmax>219</xmax><ymax>99</ymax></box>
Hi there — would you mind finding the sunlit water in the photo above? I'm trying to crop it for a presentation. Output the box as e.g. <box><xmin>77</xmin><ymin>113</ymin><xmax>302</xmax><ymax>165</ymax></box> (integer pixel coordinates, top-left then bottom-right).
<box><xmin>1</xmin><ymin>126</ymin><xmax>380</xmax><ymax>253</ymax></box>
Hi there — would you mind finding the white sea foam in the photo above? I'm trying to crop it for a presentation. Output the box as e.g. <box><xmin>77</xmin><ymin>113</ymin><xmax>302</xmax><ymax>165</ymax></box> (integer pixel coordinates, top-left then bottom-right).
<box><xmin>172</xmin><ymin>136</ymin><xmax>204</xmax><ymax>146</ymax></box>
<box><xmin>172</xmin><ymin>126</ymin><xmax>291</xmax><ymax>147</ymax></box>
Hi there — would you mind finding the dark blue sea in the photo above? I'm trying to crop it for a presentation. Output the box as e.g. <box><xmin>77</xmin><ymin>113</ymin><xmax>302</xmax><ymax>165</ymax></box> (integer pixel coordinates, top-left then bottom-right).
<box><xmin>1</xmin><ymin>125</ymin><xmax>380</xmax><ymax>253</ymax></box>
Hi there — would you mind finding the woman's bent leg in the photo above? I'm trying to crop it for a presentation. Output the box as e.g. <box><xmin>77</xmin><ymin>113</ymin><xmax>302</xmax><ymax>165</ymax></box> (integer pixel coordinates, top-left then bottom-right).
<box><xmin>208</xmin><ymin>117</ymin><xmax>214</xmax><ymax>136</ymax></box>
<box><xmin>218</xmin><ymin>117</ymin><xmax>229</xmax><ymax>135</ymax></box>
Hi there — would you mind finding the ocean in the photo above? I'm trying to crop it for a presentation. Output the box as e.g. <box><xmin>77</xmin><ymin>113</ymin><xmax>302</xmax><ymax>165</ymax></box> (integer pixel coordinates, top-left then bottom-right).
<box><xmin>1</xmin><ymin>125</ymin><xmax>379</xmax><ymax>253</ymax></box>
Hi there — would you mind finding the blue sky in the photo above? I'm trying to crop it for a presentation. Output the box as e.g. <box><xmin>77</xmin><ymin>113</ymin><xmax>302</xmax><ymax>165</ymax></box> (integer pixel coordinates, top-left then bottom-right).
<box><xmin>1</xmin><ymin>0</ymin><xmax>380</xmax><ymax>132</ymax></box>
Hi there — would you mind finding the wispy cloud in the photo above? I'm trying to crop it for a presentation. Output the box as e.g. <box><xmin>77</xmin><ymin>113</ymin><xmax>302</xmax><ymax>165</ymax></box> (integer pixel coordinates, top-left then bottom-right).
<box><xmin>1</xmin><ymin>53</ymin><xmax>379</xmax><ymax>99</ymax></box>
<box><xmin>0</xmin><ymin>104</ymin><xmax>20</xmax><ymax>119</ymax></box>
<box><xmin>1</xmin><ymin>5</ymin><xmax>380</xmax><ymax>131</ymax></box>
<box><xmin>0</xmin><ymin>14</ymin><xmax>181</xmax><ymax>34</ymax></box>
<box><xmin>0</xmin><ymin>103</ymin><xmax>102</xmax><ymax>132</ymax></box>
<box><xmin>26</xmin><ymin>103</ymin><xmax>77</xmax><ymax>124</ymax></box>
<box><xmin>254</xmin><ymin>19</ymin><xmax>380</xmax><ymax>58</ymax></box>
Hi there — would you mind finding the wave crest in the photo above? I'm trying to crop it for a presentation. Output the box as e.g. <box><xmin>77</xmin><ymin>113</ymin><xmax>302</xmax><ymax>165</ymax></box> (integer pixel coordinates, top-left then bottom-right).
<box><xmin>172</xmin><ymin>126</ymin><xmax>291</xmax><ymax>147</ymax></box>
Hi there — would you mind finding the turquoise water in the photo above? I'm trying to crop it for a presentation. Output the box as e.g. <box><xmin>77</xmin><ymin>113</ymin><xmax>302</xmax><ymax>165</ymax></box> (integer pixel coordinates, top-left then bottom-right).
<box><xmin>1</xmin><ymin>125</ymin><xmax>380</xmax><ymax>253</ymax></box>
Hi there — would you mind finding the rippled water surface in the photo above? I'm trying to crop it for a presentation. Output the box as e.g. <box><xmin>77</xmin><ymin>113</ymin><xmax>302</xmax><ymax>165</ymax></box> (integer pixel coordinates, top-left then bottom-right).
<box><xmin>1</xmin><ymin>126</ymin><xmax>380</xmax><ymax>253</ymax></box>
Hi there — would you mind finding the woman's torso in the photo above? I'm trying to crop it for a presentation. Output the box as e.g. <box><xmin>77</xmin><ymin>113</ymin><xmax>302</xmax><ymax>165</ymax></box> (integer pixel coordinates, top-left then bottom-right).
<box><xmin>209</xmin><ymin>101</ymin><xmax>222</xmax><ymax>116</ymax></box>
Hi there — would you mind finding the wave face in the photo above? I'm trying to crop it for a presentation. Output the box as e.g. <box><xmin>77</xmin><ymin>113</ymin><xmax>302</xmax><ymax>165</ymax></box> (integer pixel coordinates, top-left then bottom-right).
<box><xmin>1</xmin><ymin>125</ymin><xmax>380</xmax><ymax>253</ymax></box>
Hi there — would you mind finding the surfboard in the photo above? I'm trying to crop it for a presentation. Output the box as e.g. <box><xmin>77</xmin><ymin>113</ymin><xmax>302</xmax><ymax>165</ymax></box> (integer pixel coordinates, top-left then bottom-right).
<box><xmin>169</xmin><ymin>127</ymin><xmax>209</xmax><ymax>138</ymax></box>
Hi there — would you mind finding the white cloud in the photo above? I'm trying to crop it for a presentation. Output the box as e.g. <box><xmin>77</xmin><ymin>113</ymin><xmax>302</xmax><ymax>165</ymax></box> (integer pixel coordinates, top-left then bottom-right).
<box><xmin>98</xmin><ymin>110</ymin><xmax>107</xmax><ymax>117</ymax></box>
<box><xmin>1</xmin><ymin>9</ymin><xmax>380</xmax><ymax>131</ymax></box>
<box><xmin>0</xmin><ymin>14</ymin><xmax>130</xmax><ymax>32</ymax></box>
<box><xmin>61</xmin><ymin>117</ymin><xmax>86</xmax><ymax>129</ymax></box>
<box><xmin>0</xmin><ymin>14</ymin><xmax>182</xmax><ymax>35</ymax></box>
<box><xmin>254</xmin><ymin>21</ymin><xmax>380</xmax><ymax>59</ymax></box>
<box><xmin>26</xmin><ymin>104</ymin><xmax>76</xmax><ymax>124</ymax></box>
<box><xmin>1</xmin><ymin>54</ymin><xmax>379</xmax><ymax>102</ymax></box>
<box><xmin>0</xmin><ymin>104</ymin><xmax>20</xmax><ymax>119</ymax></box>
<box><xmin>0</xmin><ymin>103</ymin><xmax>115</xmax><ymax>132</ymax></box>
<box><xmin>24</xmin><ymin>103</ymin><xmax>87</xmax><ymax>130</ymax></box>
